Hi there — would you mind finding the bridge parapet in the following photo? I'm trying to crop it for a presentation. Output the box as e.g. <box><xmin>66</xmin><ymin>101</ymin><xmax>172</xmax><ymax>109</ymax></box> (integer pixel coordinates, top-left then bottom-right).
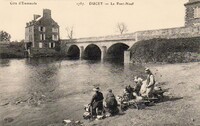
<box><xmin>62</xmin><ymin>33</ymin><xmax>136</xmax><ymax>43</ymax></box>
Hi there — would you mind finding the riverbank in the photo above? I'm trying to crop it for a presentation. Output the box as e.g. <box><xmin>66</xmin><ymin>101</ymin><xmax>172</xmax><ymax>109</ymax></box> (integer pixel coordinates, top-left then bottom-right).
<box><xmin>85</xmin><ymin>62</ymin><xmax>200</xmax><ymax>126</ymax></box>
<box><xmin>0</xmin><ymin>42</ymin><xmax>25</xmax><ymax>58</ymax></box>
<box><xmin>0</xmin><ymin>60</ymin><xmax>200</xmax><ymax>126</ymax></box>
<box><xmin>130</xmin><ymin>37</ymin><xmax>200</xmax><ymax>63</ymax></box>
<box><xmin>0</xmin><ymin>42</ymin><xmax>65</xmax><ymax>58</ymax></box>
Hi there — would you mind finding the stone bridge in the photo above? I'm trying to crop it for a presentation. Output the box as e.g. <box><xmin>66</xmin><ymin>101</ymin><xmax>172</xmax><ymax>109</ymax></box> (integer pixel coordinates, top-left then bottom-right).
<box><xmin>62</xmin><ymin>33</ymin><xmax>137</xmax><ymax>63</ymax></box>
<box><xmin>62</xmin><ymin>26</ymin><xmax>200</xmax><ymax>63</ymax></box>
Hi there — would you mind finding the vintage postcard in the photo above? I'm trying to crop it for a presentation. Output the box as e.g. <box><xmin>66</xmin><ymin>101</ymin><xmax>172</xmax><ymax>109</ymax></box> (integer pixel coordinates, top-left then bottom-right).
<box><xmin>1</xmin><ymin>0</ymin><xmax>200</xmax><ymax>126</ymax></box>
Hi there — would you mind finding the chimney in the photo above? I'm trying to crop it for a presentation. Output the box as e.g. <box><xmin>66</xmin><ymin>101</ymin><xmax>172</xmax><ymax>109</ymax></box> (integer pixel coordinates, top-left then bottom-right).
<box><xmin>43</xmin><ymin>9</ymin><xmax>51</xmax><ymax>18</ymax></box>
<box><xmin>33</xmin><ymin>14</ymin><xmax>41</xmax><ymax>20</ymax></box>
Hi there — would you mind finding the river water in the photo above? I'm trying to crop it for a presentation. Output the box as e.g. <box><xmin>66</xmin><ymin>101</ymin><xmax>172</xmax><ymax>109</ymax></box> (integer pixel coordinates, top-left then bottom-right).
<box><xmin>0</xmin><ymin>58</ymin><xmax>145</xmax><ymax>126</ymax></box>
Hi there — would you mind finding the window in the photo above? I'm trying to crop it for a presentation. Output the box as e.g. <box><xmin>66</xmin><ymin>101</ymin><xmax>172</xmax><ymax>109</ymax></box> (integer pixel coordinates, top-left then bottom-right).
<box><xmin>52</xmin><ymin>28</ymin><xmax>58</xmax><ymax>32</ymax></box>
<box><xmin>29</xmin><ymin>35</ymin><xmax>32</xmax><ymax>41</ymax></box>
<box><xmin>38</xmin><ymin>26</ymin><xmax>45</xmax><ymax>32</ymax></box>
<box><xmin>40</xmin><ymin>34</ymin><xmax>45</xmax><ymax>40</ymax></box>
<box><xmin>39</xmin><ymin>43</ymin><xmax>43</xmax><ymax>48</ymax></box>
<box><xmin>29</xmin><ymin>27</ymin><xmax>32</xmax><ymax>32</ymax></box>
<box><xmin>52</xmin><ymin>34</ymin><xmax>58</xmax><ymax>41</ymax></box>
<box><xmin>194</xmin><ymin>7</ymin><xmax>200</xmax><ymax>18</ymax></box>
<box><xmin>49</xmin><ymin>42</ymin><xmax>55</xmax><ymax>48</ymax></box>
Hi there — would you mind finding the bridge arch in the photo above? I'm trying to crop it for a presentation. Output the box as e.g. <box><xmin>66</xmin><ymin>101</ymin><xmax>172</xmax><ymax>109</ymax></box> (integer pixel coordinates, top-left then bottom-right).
<box><xmin>67</xmin><ymin>45</ymin><xmax>80</xmax><ymax>58</ymax></box>
<box><xmin>107</xmin><ymin>43</ymin><xmax>129</xmax><ymax>61</ymax></box>
<box><xmin>84</xmin><ymin>44</ymin><xmax>101</xmax><ymax>60</ymax></box>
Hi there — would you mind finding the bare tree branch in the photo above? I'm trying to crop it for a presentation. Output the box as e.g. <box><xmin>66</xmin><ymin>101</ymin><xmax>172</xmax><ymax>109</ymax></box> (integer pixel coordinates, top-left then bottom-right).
<box><xmin>116</xmin><ymin>22</ymin><xmax>128</xmax><ymax>35</ymax></box>
<box><xmin>66</xmin><ymin>26</ymin><xmax>74</xmax><ymax>39</ymax></box>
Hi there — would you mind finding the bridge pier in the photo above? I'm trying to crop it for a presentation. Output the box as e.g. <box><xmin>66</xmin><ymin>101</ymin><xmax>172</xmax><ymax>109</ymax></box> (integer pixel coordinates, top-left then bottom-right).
<box><xmin>124</xmin><ymin>51</ymin><xmax>131</xmax><ymax>63</ymax></box>
<box><xmin>101</xmin><ymin>46</ymin><xmax>107</xmax><ymax>61</ymax></box>
<box><xmin>79</xmin><ymin>46</ymin><xmax>84</xmax><ymax>59</ymax></box>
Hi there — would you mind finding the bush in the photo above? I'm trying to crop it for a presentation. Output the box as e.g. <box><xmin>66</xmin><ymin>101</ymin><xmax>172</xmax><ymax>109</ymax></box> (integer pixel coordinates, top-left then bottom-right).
<box><xmin>0</xmin><ymin>42</ymin><xmax>25</xmax><ymax>58</ymax></box>
<box><xmin>130</xmin><ymin>37</ymin><xmax>200</xmax><ymax>63</ymax></box>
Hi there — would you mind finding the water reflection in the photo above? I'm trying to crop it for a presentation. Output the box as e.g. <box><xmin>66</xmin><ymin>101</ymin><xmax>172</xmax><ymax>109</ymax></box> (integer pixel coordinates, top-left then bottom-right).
<box><xmin>0</xmin><ymin>58</ymin><xmax>145</xmax><ymax>101</ymax></box>
<box><xmin>0</xmin><ymin>58</ymin><xmax>145</xmax><ymax>125</ymax></box>
<box><xmin>0</xmin><ymin>59</ymin><xmax>10</xmax><ymax>67</ymax></box>
<box><xmin>24</xmin><ymin>58</ymin><xmax>63</xmax><ymax>105</ymax></box>
<box><xmin>25</xmin><ymin>57</ymin><xmax>61</xmax><ymax>66</ymax></box>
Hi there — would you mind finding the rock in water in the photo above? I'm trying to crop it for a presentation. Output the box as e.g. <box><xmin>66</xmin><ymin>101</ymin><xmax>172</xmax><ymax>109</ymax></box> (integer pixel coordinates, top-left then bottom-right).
<box><xmin>63</xmin><ymin>119</ymin><xmax>72</xmax><ymax>124</ymax></box>
<box><xmin>4</xmin><ymin>117</ymin><xmax>14</xmax><ymax>123</ymax></box>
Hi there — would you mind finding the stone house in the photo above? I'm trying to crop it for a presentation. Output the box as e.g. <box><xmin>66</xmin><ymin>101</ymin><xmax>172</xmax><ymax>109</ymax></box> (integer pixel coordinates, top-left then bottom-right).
<box><xmin>25</xmin><ymin>9</ymin><xmax>60</xmax><ymax>56</ymax></box>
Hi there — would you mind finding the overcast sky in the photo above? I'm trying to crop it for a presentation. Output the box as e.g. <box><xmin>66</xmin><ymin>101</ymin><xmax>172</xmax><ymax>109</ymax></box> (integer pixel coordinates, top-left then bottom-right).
<box><xmin>0</xmin><ymin>0</ymin><xmax>188</xmax><ymax>41</ymax></box>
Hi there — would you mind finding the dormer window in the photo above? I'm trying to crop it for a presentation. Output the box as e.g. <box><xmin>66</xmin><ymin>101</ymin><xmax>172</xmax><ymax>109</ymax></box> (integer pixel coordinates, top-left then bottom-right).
<box><xmin>194</xmin><ymin>7</ymin><xmax>200</xmax><ymax>18</ymax></box>
<box><xmin>38</xmin><ymin>26</ymin><xmax>45</xmax><ymax>32</ymax></box>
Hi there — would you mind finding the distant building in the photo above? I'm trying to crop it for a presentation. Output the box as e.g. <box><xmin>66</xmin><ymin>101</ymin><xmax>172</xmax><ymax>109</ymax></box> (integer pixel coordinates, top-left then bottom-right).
<box><xmin>185</xmin><ymin>0</ymin><xmax>200</xmax><ymax>26</ymax></box>
<box><xmin>25</xmin><ymin>9</ymin><xmax>60</xmax><ymax>51</ymax></box>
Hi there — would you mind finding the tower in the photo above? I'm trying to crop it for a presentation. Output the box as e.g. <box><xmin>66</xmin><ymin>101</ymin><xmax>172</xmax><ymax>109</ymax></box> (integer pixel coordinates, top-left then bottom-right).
<box><xmin>185</xmin><ymin>0</ymin><xmax>200</xmax><ymax>26</ymax></box>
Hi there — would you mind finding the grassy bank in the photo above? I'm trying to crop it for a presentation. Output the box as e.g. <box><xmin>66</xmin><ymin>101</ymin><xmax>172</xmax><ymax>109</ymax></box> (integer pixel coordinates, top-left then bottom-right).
<box><xmin>0</xmin><ymin>42</ymin><xmax>25</xmax><ymax>58</ymax></box>
<box><xmin>30</xmin><ymin>48</ymin><xmax>62</xmax><ymax>58</ymax></box>
<box><xmin>130</xmin><ymin>37</ymin><xmax>200</xmax><ymax>63</ymax></box>
<box><xmin>0</xmin><ymin>42</ymin><xmax>66</xmax><ymax>58</ymax></box>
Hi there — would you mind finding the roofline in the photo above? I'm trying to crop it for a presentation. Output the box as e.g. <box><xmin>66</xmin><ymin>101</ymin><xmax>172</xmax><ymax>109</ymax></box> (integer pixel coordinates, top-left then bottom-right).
<box><xmin>25</xmin><ymin>17</ymin><xmax>60</xmax><ymax>28</ymax></box>
<box><xmin>184</xmin><ymin>1</ymin><xmax>200</xmax><ymax>6</ymax></box>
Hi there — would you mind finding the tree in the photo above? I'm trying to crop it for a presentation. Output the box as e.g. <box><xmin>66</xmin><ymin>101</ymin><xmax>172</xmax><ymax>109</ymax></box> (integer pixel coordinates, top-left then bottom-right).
<box><xmin>66</xmin><ymin>26</ymin><xmax>74</xmax><ymax>39</ymax></box>
<box><xmin>116</xmin><ymin>22</ymin><xmax>128</xmax><ymax>34</ymax></box>
<box><xmin>20</xmin><ymin>39</ymin><xmax>25</xmax><ymax>43</ymax></box>
<box><xmin>0</xmin><ymin>30</ymin><xmax>11</xmax><ymax>42</ymax></box>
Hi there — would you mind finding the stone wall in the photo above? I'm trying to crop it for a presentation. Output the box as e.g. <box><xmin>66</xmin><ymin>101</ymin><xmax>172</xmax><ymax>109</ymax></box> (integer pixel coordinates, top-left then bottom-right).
<box><xmin>136</xmin><ymin>26</ymin><xmax>200</xmax><ymax>41</ymax></box>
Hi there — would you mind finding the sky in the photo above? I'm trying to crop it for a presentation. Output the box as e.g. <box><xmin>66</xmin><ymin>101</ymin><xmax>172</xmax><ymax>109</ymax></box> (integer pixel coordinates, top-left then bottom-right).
<box><xmin>0</xmin><ymin>0</ymin><xmax>188</xmax><ymax>41</ymax></box>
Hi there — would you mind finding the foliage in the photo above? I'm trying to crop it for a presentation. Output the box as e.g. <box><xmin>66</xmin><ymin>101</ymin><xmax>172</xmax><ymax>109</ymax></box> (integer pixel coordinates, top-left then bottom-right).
<box><xmin>0</xmin><ymin>31</ymin><xmax>11</xmax><ymax>42</ymax></box>
<box><xmin>130</xmin><ymin>37</ymin><xmax>200</xmax><ymax>63</ymax></box>
<box><xmin>0</xmin><ymin>42</ymin><xmax>25</xmax><ymax>58</ymax></box>
<box><xmin>55</xmin><ymin>41</ymin><xmax>61</xmax><ymax>51</ymax></box>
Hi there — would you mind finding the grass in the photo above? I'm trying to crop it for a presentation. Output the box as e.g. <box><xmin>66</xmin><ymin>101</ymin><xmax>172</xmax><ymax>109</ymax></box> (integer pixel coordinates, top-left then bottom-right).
<box><xmin>0</xmin><ymin>42</ymin><xmax>25</xmax><ymax>58</ymax></box>
<box><xmin>130</xmin><ymin>37</ymin><xmax>200</xmax><ymax>63</ymax></box>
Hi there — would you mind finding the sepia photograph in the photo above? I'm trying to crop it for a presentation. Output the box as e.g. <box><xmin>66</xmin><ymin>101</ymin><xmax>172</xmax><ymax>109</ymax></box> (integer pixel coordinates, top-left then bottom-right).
<box><xmin>0</xmin><ymin>0</ymin><xmax>200</xmax><ymax>125</ymax></box>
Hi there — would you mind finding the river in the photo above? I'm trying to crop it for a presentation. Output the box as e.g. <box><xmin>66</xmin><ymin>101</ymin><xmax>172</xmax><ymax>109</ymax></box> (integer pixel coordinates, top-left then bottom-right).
<box><xmin>0</xmin><ymin>58</ymin><xmax>145</xmax><ymax>126</ymax></box>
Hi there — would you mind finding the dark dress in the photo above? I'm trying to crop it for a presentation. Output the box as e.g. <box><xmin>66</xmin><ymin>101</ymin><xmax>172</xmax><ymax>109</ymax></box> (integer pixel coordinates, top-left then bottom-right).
<box><xmin>90</xmin><ymin>91</ymin><xmax>104</xmax><ymax>115</ymax></box>
<box><xmin>105</xmin><ymin>92</ymin><xmax>119</xmax><ymax>115</ymax></box>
